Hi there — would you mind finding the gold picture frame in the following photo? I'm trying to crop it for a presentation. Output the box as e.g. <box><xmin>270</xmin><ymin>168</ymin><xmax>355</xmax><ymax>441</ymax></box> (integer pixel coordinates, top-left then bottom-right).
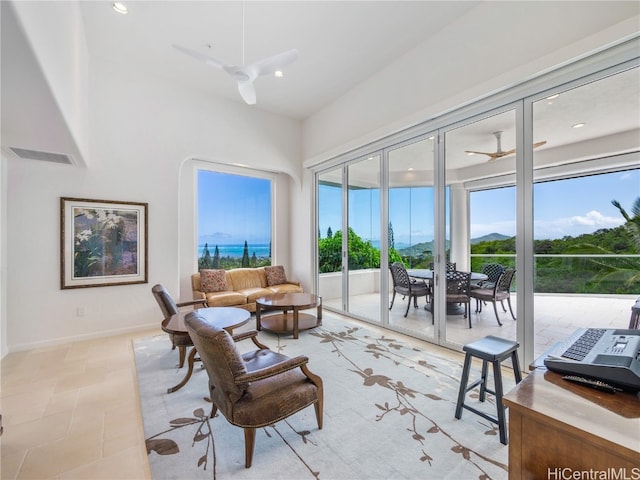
<box><xmin>60</xmin><ymin>197</ymin><xmax>148</xmax><ymax>289</ymax></box>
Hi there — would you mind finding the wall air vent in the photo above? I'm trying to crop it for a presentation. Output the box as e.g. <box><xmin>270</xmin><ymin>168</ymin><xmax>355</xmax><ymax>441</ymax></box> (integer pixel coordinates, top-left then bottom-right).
<box><xmin>8</xmin><ymin>147</ymin><xmax>73</xmax><ymax>164</ymax></box>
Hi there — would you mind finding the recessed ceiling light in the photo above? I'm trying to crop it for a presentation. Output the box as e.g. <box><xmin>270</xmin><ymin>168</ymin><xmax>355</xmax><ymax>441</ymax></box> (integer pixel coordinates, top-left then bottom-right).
<box><xmin>572</xmin><ymin>123</ymin><xmax>585</xmax><ymax>129</ymax></box>
<box><xmin>408</xmin><ymin>167</ymin><xmax>414</xmax><ymax>171</ymax></box>
<box><xmin>113</xmin><ymin>2</ymin><xmax>128</xmax><ymax>14</ymax></box>
<box><xmin>546</xmin><ymin>94</ymin><xmax>559</xmax><ymax>100</ymax></box>
<box><xmin>274</xmin><ymin>70</ymin><xmax>284</xmax><ymax>78</ymax></box>
<box><xmin>467</xmin><ymin>152</ymin><xmax>475</xmax><ymax>156</ymax></box>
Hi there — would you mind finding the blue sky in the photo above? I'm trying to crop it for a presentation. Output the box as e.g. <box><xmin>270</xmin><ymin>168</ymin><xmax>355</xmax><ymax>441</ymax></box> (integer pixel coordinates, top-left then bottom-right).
<box><xmin>319</xmin><ymin>169</ymin><xmax>639</xmax><ymax>244</ymax></box>
<box><xmin>199</xmin><ymin>169</ymin><xmax>638</xmax><ymax>247</ymax></box>
<box><xmin>198</xmin><ymin>171</ymin><xmax>271</xmax><ymax>245</ymax></box>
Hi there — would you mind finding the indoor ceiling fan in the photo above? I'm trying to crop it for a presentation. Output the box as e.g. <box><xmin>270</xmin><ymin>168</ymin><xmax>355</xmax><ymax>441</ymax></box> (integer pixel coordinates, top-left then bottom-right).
<box><xmin>465</xmin><ymin>131</ymin><xmax>547</xmax><ymax>161</ymax></box>
<box><xmin>173</xmin><ymin>3</ymin><xmax>298</xmax><ymax>105</ymax></box>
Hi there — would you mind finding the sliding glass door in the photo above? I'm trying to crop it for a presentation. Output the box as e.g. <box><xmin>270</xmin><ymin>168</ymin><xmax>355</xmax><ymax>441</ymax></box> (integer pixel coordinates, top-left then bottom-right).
<box><xmin>347</xmin><ymin>154</ymin><xmax>382</xmax><ymax>322</ymax></box>
<box><xmin>441</xmin><ymin>109</ymin><xmax>518</xmax><ymax>349</ymax></box>
<box><xmin>317</xmin><ymin>154</ymin><xmax>384</xmax><ymax>325</ymax></box>
<box><xmin>314</xmin><ymin>46</ymin><xmax>639</xmax><ymax>363</ymax></box>
<box><xmin>318</xmin><ymin>169</ymin><xmax>343</xmax><ymax>309</ymax></box>
<box><xmin>531</xmin><ymin>67</ymin><xmax>640</xmax><ymax>359</ymax></box>
<box><xmin>387</xmin><ymin>135</ymin><xmax>436</xmax><ymax>339</ymax></box>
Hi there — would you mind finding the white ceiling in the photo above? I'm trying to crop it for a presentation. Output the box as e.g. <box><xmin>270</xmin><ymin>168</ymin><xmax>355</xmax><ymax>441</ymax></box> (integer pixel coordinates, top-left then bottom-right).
<box><xmin>3</xmin><ymin>1</ymin><xmax>638</xmax><ymax>174</ymax></box>
<box><xmin>79</xmin><ymin>1</ymin><xmax>639</xmax><ymax>169</ymax></box>
<box><xmin>79</xmin><ymin>1</ymin><xmax>481</xmax><ymax>120</ymax></box>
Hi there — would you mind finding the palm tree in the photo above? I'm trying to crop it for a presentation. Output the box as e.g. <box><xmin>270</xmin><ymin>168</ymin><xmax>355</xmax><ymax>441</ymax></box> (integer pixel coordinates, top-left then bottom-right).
<box><xmin>612</xmin><ymin>197</ymin><xmax>640</xmax><ymax>252</ymax></box>
<box><xmin>569</xmin><ymin>197</ymin><xmax>640</xmax><ymax>290</ymax></box>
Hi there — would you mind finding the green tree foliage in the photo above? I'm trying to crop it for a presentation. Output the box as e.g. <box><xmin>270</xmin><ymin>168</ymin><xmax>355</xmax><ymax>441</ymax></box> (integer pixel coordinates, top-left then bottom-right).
<box><xmin>198</xmin><ymin>242</ymin><xmax>270</xmax><ymax>270</ymax></box>
<box><xmin>241</xmin><ymin>240</ymin><xmax>250</xmax><ymax>267</ymax></box>
<box><xmin>327</xmin><ymin>226</ymin><xmax>333</xmax><ymax>239</ymax></box>
<box><xmin>613</xmin><ymin>197</ymin><xmax>640</xmax><ymax>252</ymax></box>
<box><xmin>468</xmin><ymin>199</ymin><xmax>639</xmax><ymax>294</ymax></box>
<box><xmin>198</xmin><ymin>243</ymin><xmax>212</xmax><ymax>270</ymax></box>
<box><xmin>562</xmin><ymin>197</ymin><xmax>640</xmax><ymax>292</ymax></box>
<box><xmin>212</xmin><ymin>245</ymin><xmax>220</xmax><ymax>268</ymax></box>
<box><xmin>318</xmin><ymin>228</ymin><xmax>403</xmax><ymax>273</ymax></box>
<box><xmin>318</xmin><ymin>229</ymin><xmax>343</xmax><ymax>273</ymax></box>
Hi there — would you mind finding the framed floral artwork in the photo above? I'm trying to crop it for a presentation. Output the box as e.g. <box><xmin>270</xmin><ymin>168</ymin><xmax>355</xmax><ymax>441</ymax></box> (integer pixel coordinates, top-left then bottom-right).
<box><xmin>60</xmin><ymin>197</ymin><xmax>148</xmax><ymax>289</ymax></box>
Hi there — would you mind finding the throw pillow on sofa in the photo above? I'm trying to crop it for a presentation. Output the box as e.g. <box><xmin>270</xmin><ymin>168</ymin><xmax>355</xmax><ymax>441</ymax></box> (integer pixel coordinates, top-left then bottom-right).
<box><xmin>200</xmin><ymin>269</ymin><xmax>228</xmax><ymax>292</ymax></box>
<box><xmin>265</xmin><ymin>265</ymin><xmax>287</xmax><ymax>286</ymax></box>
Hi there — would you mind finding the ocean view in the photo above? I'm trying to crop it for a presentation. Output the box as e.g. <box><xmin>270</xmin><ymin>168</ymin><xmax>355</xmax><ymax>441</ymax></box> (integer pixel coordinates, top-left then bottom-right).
<box><xmin>198</xmin><ymin>244</ymin><xmax>271</xmax><ymax>258</ymax></box>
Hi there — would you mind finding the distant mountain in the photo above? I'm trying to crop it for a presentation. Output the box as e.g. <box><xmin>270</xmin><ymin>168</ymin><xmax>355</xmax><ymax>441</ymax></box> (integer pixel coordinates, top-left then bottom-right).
<box><xmin>397</xmin><ymin>241</ymin><xmax>438</xmax><ymax>256</ymax></box>
<box><xmin>470</xmin><ymin>233</ymin><xmax>511</xmax><ymax>244</ymax></box>
<box><xmin>396</xmin><ymin>233</ymin><xmax>510</xmax><ymax>256</ymax></box>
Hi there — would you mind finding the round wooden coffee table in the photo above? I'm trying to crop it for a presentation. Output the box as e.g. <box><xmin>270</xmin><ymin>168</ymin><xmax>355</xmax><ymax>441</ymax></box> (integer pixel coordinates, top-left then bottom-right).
<box><xmin>255</xmin><ymin>293</ymin><xmax>322</xmax><ymax>339</ymax></box>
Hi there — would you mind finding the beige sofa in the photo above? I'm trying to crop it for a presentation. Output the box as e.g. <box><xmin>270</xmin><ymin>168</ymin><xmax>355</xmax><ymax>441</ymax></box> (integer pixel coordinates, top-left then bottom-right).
<box><xmin>191</xmin><ymin>266</ymin><xmax>303</xmax><ymax>312</ymax></box>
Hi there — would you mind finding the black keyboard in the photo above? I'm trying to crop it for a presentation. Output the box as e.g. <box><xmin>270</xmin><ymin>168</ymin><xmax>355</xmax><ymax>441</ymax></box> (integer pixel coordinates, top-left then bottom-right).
<box><xmin>561</xmin><ymin>328</ymin><xmax>607</xmax><ymax>361</ymax></box>
<box><xmin>544</xmin><ymin>328</ymin><xmax>640</xmax><ymax>391</ymax></box>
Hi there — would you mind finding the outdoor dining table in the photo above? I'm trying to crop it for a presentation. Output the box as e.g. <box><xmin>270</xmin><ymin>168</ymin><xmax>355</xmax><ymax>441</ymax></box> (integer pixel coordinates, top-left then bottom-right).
<box><xmin>407</xmin><ymin>269</ymin><xmax>488</xmax><ymax>283</ymax></box>
<box><xmin>407</xmin><ymin>269</ymin><xmax>488</xmax><ymax>315</ymax></box>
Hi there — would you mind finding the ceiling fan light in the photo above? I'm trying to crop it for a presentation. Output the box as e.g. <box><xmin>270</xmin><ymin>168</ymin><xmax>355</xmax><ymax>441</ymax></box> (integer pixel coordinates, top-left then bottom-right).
<box><xmin>112</xmin><ymin>2</ymin><xmax>128</xmax><ymax>14</ymax></box>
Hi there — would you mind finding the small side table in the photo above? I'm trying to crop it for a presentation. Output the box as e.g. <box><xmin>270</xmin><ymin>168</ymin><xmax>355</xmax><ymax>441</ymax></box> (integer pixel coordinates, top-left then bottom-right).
<box><xmin>161</xmin><ymin>307</ymin><xmax>250</xmax><ymax>393</ymax></box>
<box><xmin>256</xmin><ymin>293</ymin><xmax>322</xmax><ymax>339</ymax></box>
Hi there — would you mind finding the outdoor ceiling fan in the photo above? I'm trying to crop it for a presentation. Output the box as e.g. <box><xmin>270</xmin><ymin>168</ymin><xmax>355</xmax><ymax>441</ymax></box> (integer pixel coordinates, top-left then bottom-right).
<box><xmin>173</xmin><ymin>2</ymin><xmax>298</xmax><ymax>105</ymax></box>
<box><xmin>465</xmin><ymin>131</ymin><xmax>547</xmax><ymax>161</ymax></box>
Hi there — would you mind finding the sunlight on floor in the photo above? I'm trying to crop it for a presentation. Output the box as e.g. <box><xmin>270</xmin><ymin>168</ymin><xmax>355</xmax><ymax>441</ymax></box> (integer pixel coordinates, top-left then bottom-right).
<box><xmin>324</xmin><ymin>293</ymin><xmax>634</xmax><ymax>358</ymax></box>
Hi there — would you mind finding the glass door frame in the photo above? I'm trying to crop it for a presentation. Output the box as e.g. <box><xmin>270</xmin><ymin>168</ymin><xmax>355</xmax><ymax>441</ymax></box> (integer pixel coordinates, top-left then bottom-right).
<box><xmin>434</xmin><ymin>101</ymin><xmax>522</xmax><ymax>351</ymax></box>
<box><xmin>312</xmin><ymin>39</ymin><xmax>639</xmax><ymax>368</ymax></box>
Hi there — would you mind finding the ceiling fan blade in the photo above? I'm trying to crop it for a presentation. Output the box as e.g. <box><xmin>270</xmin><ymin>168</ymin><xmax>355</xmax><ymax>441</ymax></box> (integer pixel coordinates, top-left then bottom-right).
<box><xmin>172</xmin><ymin>44</ymin><xmax>227</xmax><ymax>70</ymax></box>
<box><xmin>465</xmin><ymin>150</ymin><xmax>494</xmax><ymax>156</ymax></box>
<box><xmin>237</xmin><ymin>81</ymin><xmax>256</xmax><ymax>105</ymax></box>
<box><xmin>251</xmin><ymin>49</ymin><xmax>299</xmax><ymax>76</ymax></box>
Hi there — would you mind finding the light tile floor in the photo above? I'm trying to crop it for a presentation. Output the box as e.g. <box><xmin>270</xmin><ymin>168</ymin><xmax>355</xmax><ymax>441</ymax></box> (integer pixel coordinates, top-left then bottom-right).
<box><xmin>0</xmin><ymin>314</ymin><xmax>468</xmax><ymax>480</ymax></box>
<box><xmin>1</xmin><ymin>329</ymin><xmax>157</xmax><ymax>480</ymax></box>
<box><xmin>326</xmin><ymin>293</ymin><xmax>635</xmax><ymax>358</ymax></box>
<box><xmin>0</xmin><ymin>294</ymin><xmax>635</xmax><ymax>479</ymax></box>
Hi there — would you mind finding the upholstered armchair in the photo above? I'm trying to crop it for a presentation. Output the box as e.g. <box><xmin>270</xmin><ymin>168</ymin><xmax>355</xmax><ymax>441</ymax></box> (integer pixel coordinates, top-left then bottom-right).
<box><xmin>185</xmin><ymin>311</ymin><xmax>324</xmax><ymax>468</ymax></box>
<box><xmin>151</xmin><ymin>284</ymin><xmax>207</xmax><ymax>368</ymax></box>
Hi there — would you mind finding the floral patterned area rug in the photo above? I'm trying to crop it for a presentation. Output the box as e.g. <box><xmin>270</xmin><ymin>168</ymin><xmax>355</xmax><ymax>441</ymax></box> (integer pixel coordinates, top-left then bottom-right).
<box><xmin>134</xmin><ymin>312</ymin><xmax>511</xmax><ymax>480</ymax></box>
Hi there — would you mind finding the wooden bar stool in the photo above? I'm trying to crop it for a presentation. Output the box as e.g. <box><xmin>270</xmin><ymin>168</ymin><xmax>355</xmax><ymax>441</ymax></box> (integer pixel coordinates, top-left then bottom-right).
<box><xmin>455</xmin><ymin>335</ymin><xmax>522</xmax><ymax>445</ymax></box>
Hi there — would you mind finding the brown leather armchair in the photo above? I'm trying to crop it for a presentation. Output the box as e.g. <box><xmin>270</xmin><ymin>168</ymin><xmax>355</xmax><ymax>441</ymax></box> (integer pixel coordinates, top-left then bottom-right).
<box><xmin>151</xmin><ymin>284</ymin><xmax>207</xmax><ymax>367</ymax></box>
<box><xmin>185</xmin><ymin>311</ymin><xmax>324</xmax><ymax>468</ymax></box>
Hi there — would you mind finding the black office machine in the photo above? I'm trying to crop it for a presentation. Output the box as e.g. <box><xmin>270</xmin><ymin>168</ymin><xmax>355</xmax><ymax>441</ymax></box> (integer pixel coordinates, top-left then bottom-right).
<box><xmin>543</xmin><ymin>328</ymin><xmax>640</xmax><ymax>392</ymax></box>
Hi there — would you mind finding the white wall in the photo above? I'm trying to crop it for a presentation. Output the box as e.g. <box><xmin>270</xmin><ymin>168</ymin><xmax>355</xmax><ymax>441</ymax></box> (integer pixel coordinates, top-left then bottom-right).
<box><xmin>5</xmin><ymin>58</ymin><xmax>301</xmax><ymax>352</ymax></box>
<box><xmin>8</xmin><ymin>0</ymin><xmax>89</xmax><ymax>164</ymax></box>
<box><xmin>1</xmin><ymin>156</ymin><xmax>6</xmax><ymax>359</ymax></box>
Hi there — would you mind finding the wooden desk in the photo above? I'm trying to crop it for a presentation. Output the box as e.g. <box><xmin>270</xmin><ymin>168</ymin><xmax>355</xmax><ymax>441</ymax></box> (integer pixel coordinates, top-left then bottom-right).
<box><xmin>503</xmin><ymin>369</ymin><xmax>640</xmax><ymax>479</ymax></box>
